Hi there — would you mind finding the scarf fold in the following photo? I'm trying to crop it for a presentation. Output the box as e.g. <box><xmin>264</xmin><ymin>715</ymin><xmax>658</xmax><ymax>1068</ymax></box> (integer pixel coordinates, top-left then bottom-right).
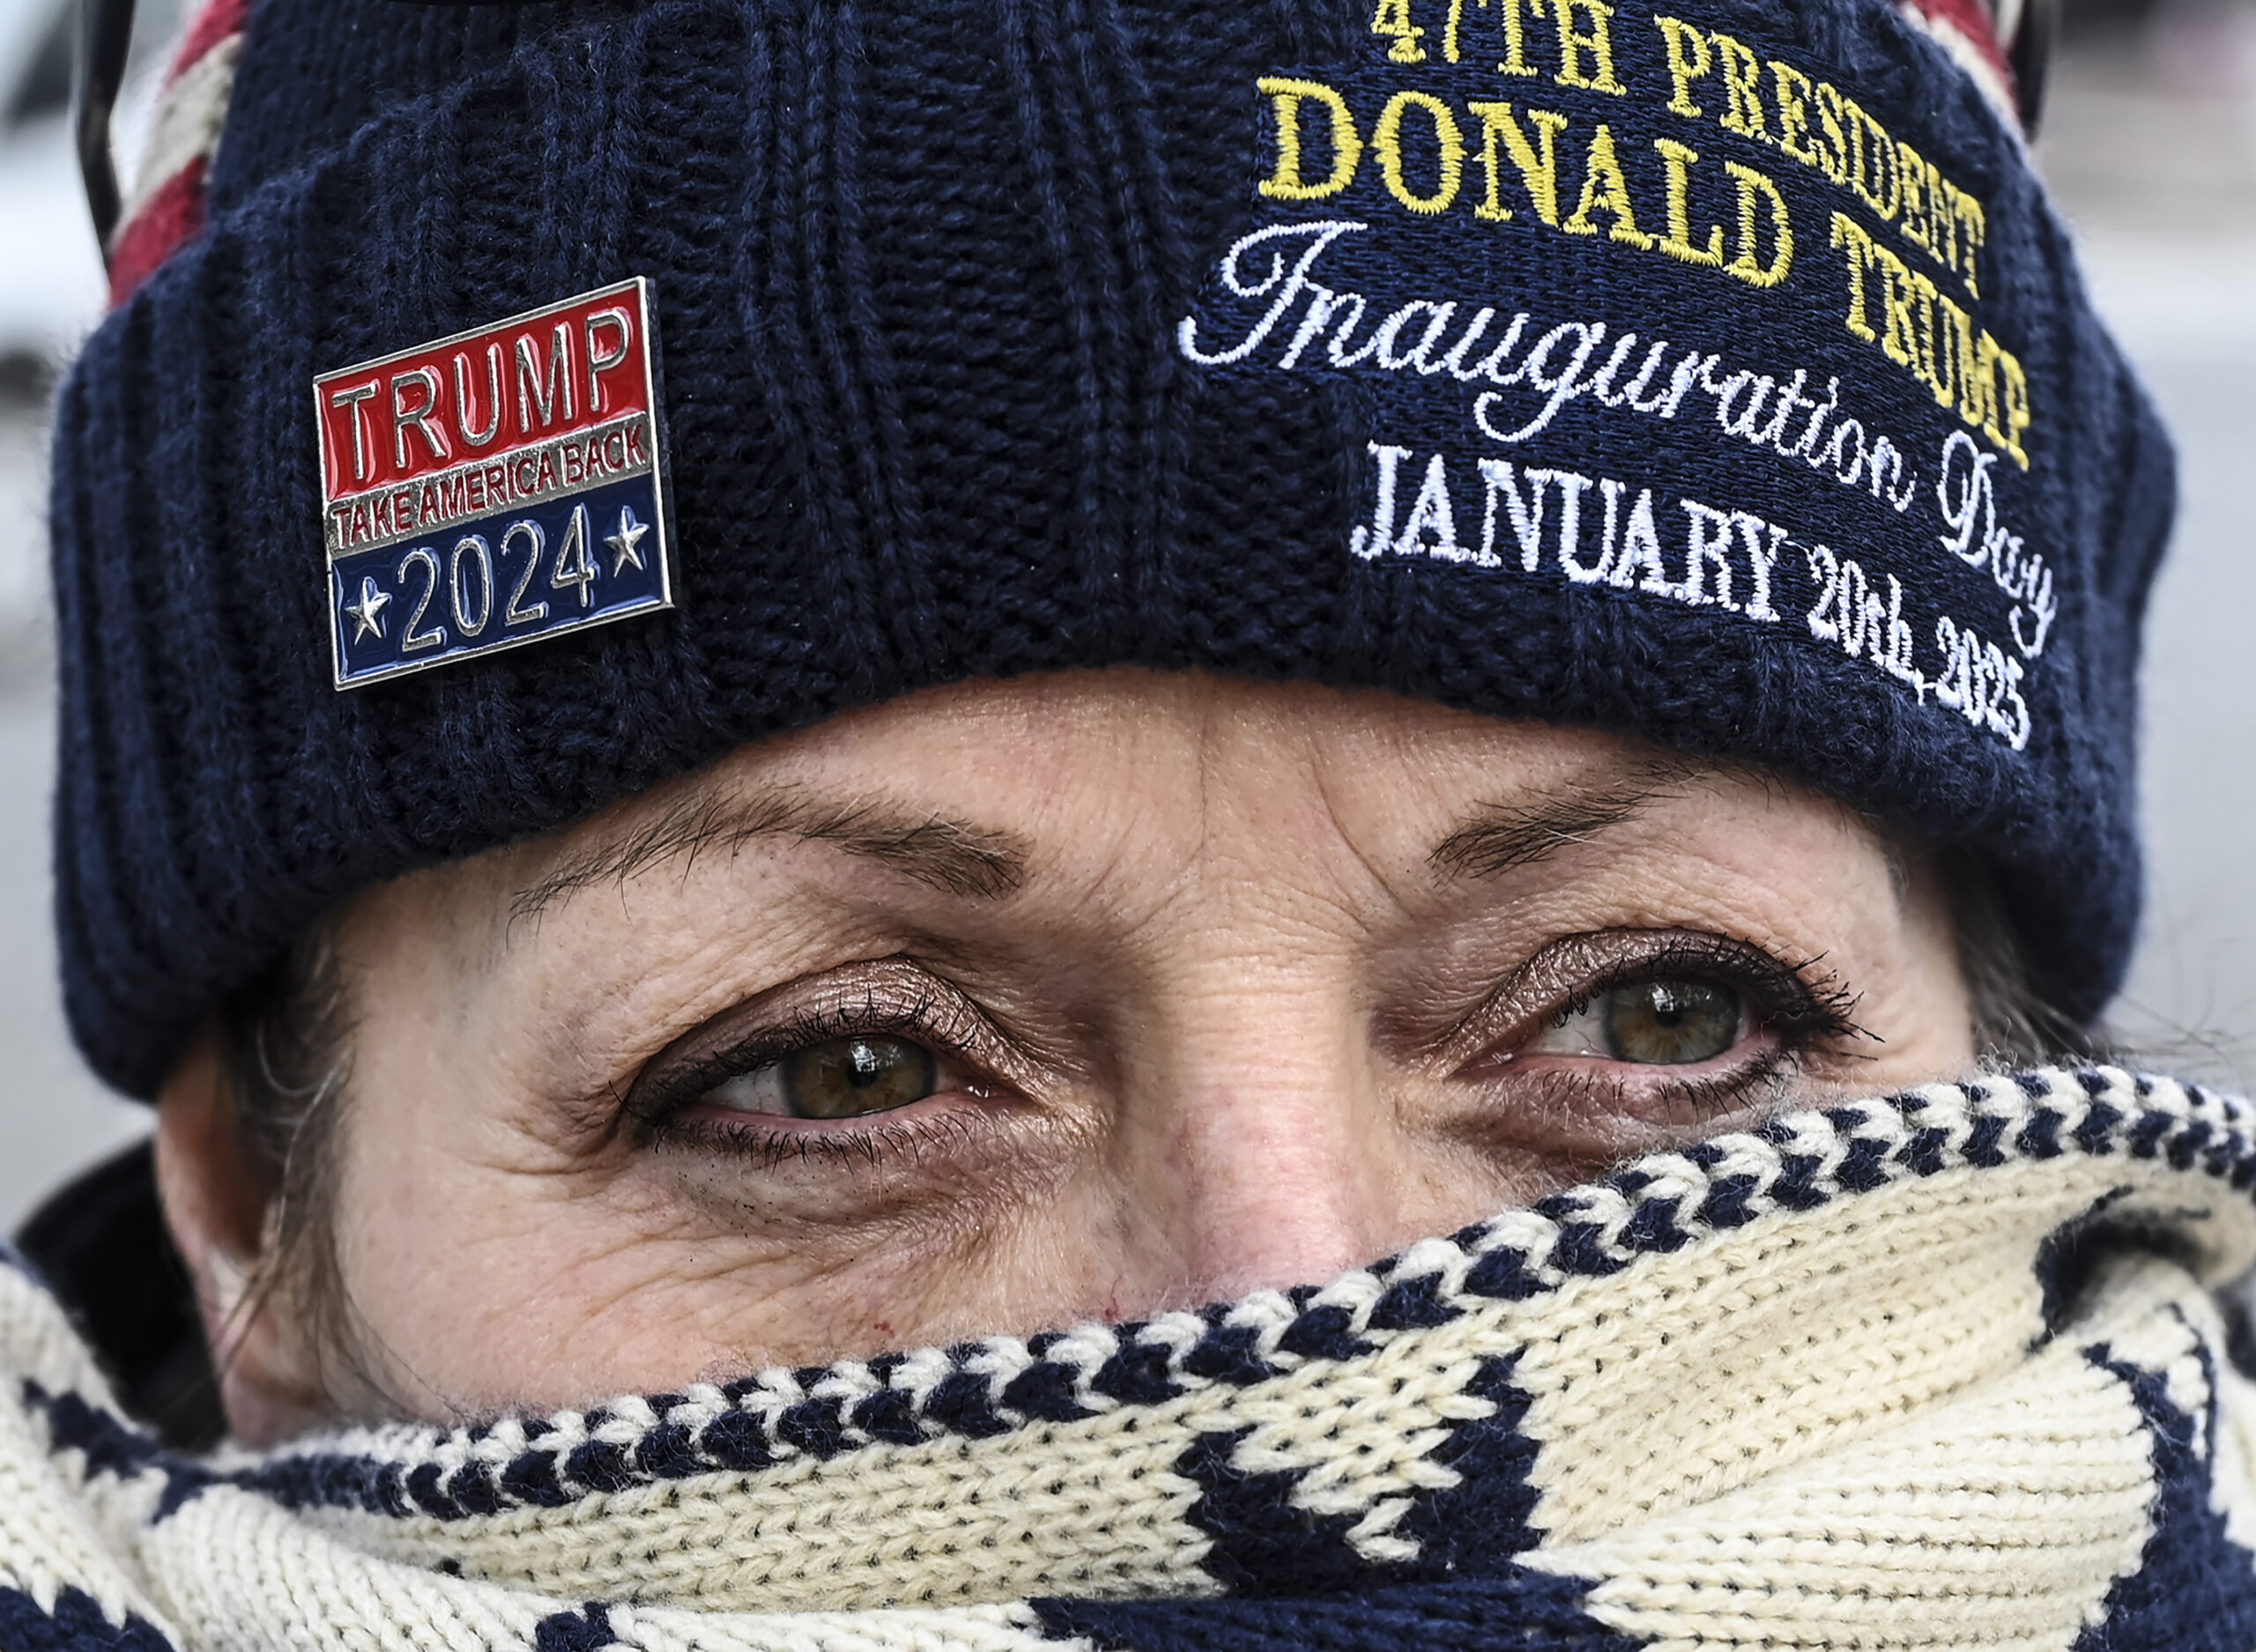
<box><xmin>11</xmin><ymin>1066</ymin><xmax>2256</xmax><ymax>1650</ymax></box>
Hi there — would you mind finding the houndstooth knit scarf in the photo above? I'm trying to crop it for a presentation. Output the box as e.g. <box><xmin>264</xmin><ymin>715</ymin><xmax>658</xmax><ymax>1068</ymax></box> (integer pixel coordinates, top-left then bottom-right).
<box><xmin>11</xmin><ymin>1066</ymin><xmax>2256</xmax><ymax>1650</ymax></box>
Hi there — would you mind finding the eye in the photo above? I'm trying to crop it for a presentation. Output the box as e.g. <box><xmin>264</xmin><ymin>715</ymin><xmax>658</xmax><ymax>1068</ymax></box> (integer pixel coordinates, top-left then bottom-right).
<box><xmin>705</xmin><ymin>1033</ymin><xmax>941</xmax><ymax>1120</ymax></box>
<box><xmin>1524</xmin><ymin>976</ymin><xmax>1748</xmax><ymax>1065</ymax></box>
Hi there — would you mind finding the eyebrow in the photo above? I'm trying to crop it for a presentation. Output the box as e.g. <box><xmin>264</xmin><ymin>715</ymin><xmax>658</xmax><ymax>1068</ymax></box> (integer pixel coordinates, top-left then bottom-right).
<box><xmin>1427</xmin><ymin>761</ymin><xmax>1706</xmax><ymax>880</ymax></box>
<box><xmin>509</xmin><ymin>785</ymin><xmax>1030</xmax><ymax>926</ymax></box>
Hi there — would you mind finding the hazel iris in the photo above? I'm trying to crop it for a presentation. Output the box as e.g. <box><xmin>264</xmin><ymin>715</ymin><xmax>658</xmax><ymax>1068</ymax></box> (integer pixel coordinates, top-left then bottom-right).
<box><xmin>778</xmin><ymin>1035</ymin><xmax>939</xmax><ymax>1119</ymax></box>
<box><xmin>1600</xmin><ymin>979</ymin><xmax>1742</xmax><ymax>1065</ymax></box>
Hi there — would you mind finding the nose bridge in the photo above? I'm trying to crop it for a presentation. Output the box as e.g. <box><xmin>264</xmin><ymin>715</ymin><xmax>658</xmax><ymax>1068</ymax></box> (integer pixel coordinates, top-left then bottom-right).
<box><xmin>1096</xmin><ymin>708</ymin><xmax>1414</xmax><ymax>1302</ymax></box>
<box><xmin>1114</xmin><ymin>940</ymin><xmax>1399</xmax><ymax>1302</ymax></box>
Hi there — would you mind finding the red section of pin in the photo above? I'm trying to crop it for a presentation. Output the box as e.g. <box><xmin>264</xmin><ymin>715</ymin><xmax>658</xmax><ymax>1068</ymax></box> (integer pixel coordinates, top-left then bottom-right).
<box><xmin>313</xmin><ymin>280</ymin><xmax>657</xmax><ymax>505</ymax></box>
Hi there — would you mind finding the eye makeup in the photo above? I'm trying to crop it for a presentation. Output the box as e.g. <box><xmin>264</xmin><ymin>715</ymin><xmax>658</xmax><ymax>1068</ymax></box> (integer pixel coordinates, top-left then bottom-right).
<box><xmin>619</xmin><ymin>923</ymin><xmax>1873</xmax><ymax>1190</ymax></box>
<box><xmin>1438</xmin><ymin>929</ymin><xmax>1873</xmax><ymax>1149</ymax></box>
<box><xmin>620</xmin><ymin>959</ymin><xmax>1039</xmax><ymax>1174</ymax></box>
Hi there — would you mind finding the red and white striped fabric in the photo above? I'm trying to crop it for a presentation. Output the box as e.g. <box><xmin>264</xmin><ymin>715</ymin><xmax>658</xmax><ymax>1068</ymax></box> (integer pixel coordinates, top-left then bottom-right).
<box><xmin>1895</xmin><ymin>0</ymin><xmax>2025</xmax><ymax>131</ymax></box>
<box><xmin>99</xmin><ymin>0</ymin><xmax>2019</xmax><ymax>311</ymax></box>
<box><xmin>107</xmin><ymin>0</ymin><xmax>248</xmax><ymax>308</ymax></box>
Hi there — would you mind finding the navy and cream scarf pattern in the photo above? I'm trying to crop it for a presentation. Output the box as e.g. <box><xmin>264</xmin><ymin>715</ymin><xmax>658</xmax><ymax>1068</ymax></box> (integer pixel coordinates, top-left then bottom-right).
<box><xmin>11</xmin><ymin>1066</ymin><xmax>2256</xmax><ymax>1649</ymax></box>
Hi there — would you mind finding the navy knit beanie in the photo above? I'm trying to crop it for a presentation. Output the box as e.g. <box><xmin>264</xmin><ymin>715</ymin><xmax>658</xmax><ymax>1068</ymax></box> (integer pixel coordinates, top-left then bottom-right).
<box><xmin>51</xmin><ymin>0</ymin><xmax>2172</xmax><ymax>1097</ymax></box>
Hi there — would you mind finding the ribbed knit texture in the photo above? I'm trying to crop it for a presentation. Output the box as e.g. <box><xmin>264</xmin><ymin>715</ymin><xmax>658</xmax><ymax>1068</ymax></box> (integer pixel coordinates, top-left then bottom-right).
<box><xmin>49</xmin><ymin>0</ymin><xmax>2173</xmax><ymax>1095</ymax></box>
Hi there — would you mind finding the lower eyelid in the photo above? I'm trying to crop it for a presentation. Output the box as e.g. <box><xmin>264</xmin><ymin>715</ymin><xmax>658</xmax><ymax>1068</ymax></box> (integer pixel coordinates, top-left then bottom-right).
<box><xmin>1473</xmin><ymin>1010</ymin><xmax>1777</xmax><ymax>1078</ymax></box>
<box><xmin>1511</xmin><ymin>1026</ymin><xmax>1775</xmax><ymax>1070</ymax></box>
<box><xmin>1458</xmin><ymin>1045</ymin><xmax>1799</xmax><ymax>1151</ymax></box>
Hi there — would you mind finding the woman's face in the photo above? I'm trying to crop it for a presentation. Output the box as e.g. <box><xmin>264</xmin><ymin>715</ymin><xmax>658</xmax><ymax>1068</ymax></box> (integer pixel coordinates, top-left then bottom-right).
<box><xmin>162</xmin><ymin>670</ymin><xmax>1975</xmax><ymax>1441</ymax></box>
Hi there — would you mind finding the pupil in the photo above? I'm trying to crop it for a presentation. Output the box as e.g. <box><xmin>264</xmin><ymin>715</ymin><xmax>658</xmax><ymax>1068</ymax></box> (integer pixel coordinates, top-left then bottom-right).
<box><xmin>782</xmin><ymin>1035</ymin><xmax>939</xmax><ymax>1119</ymax></box>
<box><xmin>1600</xmin><ymin>979</ymin><xmax>1740</xmax><ymax>1065</ymax></box>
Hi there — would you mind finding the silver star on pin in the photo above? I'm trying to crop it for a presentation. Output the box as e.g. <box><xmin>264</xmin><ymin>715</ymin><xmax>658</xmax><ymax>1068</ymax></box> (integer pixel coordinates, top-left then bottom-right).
<box><xmin>344</xmin><ymin>576</ymin><xmax>391</xmax><ymax>642</ymax></box>
<box><xmin>605</xmin><ymin>506</ymin><xmax>651</xmax><ymax>574</ymax></box>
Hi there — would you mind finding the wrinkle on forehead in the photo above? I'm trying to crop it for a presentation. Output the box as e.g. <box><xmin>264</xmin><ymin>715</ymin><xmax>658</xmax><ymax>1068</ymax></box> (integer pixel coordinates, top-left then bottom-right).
<box><xmin>419</xmin><ymin>674</ymin><xmax>1911</xmax><ymax>975</ymax></box>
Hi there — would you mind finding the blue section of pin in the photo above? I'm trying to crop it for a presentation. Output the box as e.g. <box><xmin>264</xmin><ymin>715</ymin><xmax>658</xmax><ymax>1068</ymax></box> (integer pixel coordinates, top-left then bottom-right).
<box><xmin>329</xmin><ymin>473</ymin><xmax>670</xmax><ymax>687</ymax></box>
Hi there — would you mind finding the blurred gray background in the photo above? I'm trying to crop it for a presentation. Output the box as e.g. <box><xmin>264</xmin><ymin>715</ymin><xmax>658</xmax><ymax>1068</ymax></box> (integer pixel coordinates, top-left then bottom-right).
<box><xmin>0</xmin><ymin>0</ymin><xmax>2248</xmax><ymax>1227</ymax></box>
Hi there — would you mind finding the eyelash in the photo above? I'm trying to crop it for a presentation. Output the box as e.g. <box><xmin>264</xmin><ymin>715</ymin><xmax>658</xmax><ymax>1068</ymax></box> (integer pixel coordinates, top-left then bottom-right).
<box><xmin>624</xmin><ymin>982</ymin><xmax>1006</xmax><ymax>1168</ymax></box>
<box><xmin>1535</xmin><ymin>935</ymin><xmax>1861</xmax><ymax>1044</ymax></box>
<box><xmin>647</xmin><ymin>1109</ymin><xmax>979</xmax><ymax>1173</ymax></box>
<box><xmin>627</xmin><ymin>935</ymin><xmax>1872</xmax><ymax>1167</ymax></box>
<box><xmin>1451</xmin><ymin>931</ymin><xmax>1871</xmax><ymax>1126</ymax></box>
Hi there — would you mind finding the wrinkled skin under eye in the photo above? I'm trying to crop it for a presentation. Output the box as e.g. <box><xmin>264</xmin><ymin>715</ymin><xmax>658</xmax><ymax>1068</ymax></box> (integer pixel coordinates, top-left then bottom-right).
<box><xmin>706</xmin><ymin>1034</ymin><xmax>940</xmax><ymax>1120</ymax></box>
<box><xmin>1527</xmin><ymin>978</ymin><xmax>1749</xmax><ymax>1065</ymax></box>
